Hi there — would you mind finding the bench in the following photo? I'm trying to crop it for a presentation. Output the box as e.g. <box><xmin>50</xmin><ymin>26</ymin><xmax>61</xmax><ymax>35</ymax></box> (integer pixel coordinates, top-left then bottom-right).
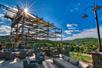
<box><xmin>23</xmin><ymin>60</ymin><xmax>38</xmax><ymax>68</ymax></box>
<box><xmin>53</xmin><ymin>58</ymin><xmax>78</xmax><ymax>68</ymax></box>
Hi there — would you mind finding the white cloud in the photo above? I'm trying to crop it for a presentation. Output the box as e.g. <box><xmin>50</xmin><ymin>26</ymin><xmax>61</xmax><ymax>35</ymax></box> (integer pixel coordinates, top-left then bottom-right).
<box><xmin>65</xmin><ymin>24</ymin><xmax>79</xmax><ymax>34</ymax></box>
<box><xmin>55</xmin><ymin>34</ymin><xmax>65</xmax><ymax>38</ymax></box>
<box><xmin>64</xmin><ymin>26</ymin><xmax>102</xmax><ymax>40</ymax></box>
<box><xmin>49</xmin><ymin>34</ymin><xmax>65</xmax><ymax>41</ymax></box>
<box><xmin>0</xmin><ymin>14</ymin><xmax>4</xmax><ymax>17</ymax></box>
<box><xmin>64</xmin><ymin>30</ymin><xmax>80</xmax><ymax>34</ymax></box>
<box><xmin>67</xmin><ymin>24</ymin><xmax>78</xmax><ymax>28</ymax></box>
<box><xmin>64</xmin><ymin>30</ymin><xmax>73</xmax><ymax>34</ymax></box>
<box><xmin>0</xmin><ymin>25</ymin><xmax>11</xmax><ymax>36</ymax></box>
<box><xmin>0</xmin><ymin>13</ymin><xmax>11</xmax><ymax>22</ymax></box>
<box><xmin>0</xmin><ymin>22</ymin><xmax>3</xmax><ymax>24</ymax></box>
<box><xmin>0</xmin><ymin>14</ymin><xmax>5</xmax><ymax>21</ymax></box>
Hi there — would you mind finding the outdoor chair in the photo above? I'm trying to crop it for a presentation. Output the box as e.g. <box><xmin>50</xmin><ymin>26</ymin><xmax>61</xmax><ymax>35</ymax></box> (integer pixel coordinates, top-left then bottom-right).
<box><xmin>23</xmin><ymin>60</ymin><xmax>38</xmax><ymax>68</ymax></box>
<box><xmin>0</xmin><ymin>52</ymin><xmax>4</xmax><ymax>60</ymax></box>
<box><xmin>19</xmin><ymin>52</ymin><xmax>26</xmax><ymax>59</ymax></box>
<box><xmin>11</xmin><ymin>53</ymin><xmax>16</xmax><ymax>60</ymax></box>
<box><xmin>4</xmin><ymin>52</ymin><xmax>12</xmax><ymax>60</ymax></box>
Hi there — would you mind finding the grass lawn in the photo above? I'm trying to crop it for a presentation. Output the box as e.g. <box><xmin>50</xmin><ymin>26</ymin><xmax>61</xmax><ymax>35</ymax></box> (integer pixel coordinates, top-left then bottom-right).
<box><xmin>70</xmin><ymin>52</ymin><xmax>92</xmax><ymax>63</ymax></box>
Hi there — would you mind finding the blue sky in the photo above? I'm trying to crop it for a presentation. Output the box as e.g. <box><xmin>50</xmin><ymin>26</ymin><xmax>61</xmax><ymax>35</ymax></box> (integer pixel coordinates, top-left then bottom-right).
<box><xmin>0</xmin><ymin>0</ymin><xmax>102</xmax><ymax>40</ymax></box>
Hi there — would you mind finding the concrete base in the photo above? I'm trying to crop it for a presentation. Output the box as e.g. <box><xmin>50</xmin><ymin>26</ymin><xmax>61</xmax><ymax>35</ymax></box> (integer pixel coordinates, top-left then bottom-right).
<box><xmin>92</xmin><ymin>52</ymin><xmax>102</xmax><ymax>68</ymax></box>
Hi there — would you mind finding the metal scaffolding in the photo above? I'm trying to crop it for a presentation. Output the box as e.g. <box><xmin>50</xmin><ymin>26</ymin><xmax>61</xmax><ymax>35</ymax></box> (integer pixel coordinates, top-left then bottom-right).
<box><xmin>0</xmin><ymin>4</ymin><xmax>62</xmax><ymax>48</ymax></box>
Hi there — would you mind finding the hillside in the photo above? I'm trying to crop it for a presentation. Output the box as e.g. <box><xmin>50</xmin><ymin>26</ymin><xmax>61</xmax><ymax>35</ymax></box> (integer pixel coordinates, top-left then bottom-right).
<box><xmin>0</xmin><ymin>36</ymin><xmax>102</xmax><ymax>53</ymax></box>
<box><xmin>64</xmin><ymin>38</ymin><xmax>102</xmax><ymax>53</ymax></box>
<box><xmin>0</xmin><ymin>36</ymin><xmax>10</xmax><ymax>42</ymax></box>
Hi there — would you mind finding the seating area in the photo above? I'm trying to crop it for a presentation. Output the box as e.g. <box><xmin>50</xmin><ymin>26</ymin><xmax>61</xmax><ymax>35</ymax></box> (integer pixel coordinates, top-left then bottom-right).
<box><xmin>0</xmin><ymin>48</ymin><xmax>45</xmax><ymax>68</ymax></box>
<box><xmin>0</xmin><ymin>49</ymin><xmax>29</xmax><ymax>60</ymax></box>
<box><xmin>23</xmin><ymin>60</ymin><xmax>38</xmax><ymax>68</ymax></box>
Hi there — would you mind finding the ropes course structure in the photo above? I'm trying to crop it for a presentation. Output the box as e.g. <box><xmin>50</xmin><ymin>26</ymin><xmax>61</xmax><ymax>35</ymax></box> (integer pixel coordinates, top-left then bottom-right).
<box><xmin>0</xmin><ymin>4</ymin><xmax>62</xmax><ymax>48</ymax></box>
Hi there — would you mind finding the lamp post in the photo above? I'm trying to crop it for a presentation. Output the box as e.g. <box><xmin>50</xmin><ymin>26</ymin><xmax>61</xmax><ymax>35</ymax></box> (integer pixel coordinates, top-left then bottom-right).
<box><xmin>94</xmin><ymin>7</ymin><xmax>102</xmax><ymax>52</ymax></box>
<box><xmin>82</xmin><ymin>4</ymin><xmax>102</xmax><ymax>52</ymax></box>
<box><xmin>82</xmin><ymin>1</ymin><xmax>102</xmax><ymax>67</ymax></box>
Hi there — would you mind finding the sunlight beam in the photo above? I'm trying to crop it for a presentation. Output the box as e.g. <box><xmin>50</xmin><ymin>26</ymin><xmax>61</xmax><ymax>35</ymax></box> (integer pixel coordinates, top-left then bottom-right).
<box><xmin>24</xmin><ymin>8</ymin><xmax>28</xmax><ymax>13</ymax></box>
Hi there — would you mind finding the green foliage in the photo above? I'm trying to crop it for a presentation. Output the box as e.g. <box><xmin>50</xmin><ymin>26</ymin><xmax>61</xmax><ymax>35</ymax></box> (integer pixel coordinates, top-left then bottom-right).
<box><xmin>0</xmin><ymin>36</ymin><xmax>10</xmax><ymax>42</ymax></box>
<box><xmin>0</xmin><ymin>36</ymin><xmax>101</xmax><ymax>54</ymax></box>
<box><xmin>64</xmin><ymin>38</ymin><xmax>102</xmax><ymax>53</ymax></box>
<box><xmin>0</xmin><ymin>36</ymin><xmax>66</xmax><ymax>48</ymax></box>
<box><xmin>70</xmin><ymin>52</ymin><xmax>92</xmax><ymax>63</ymax></box>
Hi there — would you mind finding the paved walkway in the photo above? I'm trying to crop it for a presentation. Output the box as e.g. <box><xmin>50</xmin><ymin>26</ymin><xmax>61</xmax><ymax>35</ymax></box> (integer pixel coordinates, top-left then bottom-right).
<box><xmin>0</xmin><ymin>60</ymin><xmax>23</xmax><ymax>68</ymax></box>
<box><xmin>54</xmin><ymin>58</ymin><xmax>78</xmax><ymax>68</ymax></box>
<box><xmin>43</xmin><ymin>58</ymin><xmax>57</xmax><ymax>68</ymax></box>
<box><xmin>0</xmin><ymin>58</ymin><xmax>78</xmax><ymax>68</ymax></box>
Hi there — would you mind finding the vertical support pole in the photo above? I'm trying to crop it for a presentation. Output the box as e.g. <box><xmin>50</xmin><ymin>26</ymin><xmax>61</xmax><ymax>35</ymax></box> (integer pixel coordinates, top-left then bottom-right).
<box><xmin>36</xmin><ymin>23</ymin><xmax>38</xmax><ymax>40</ymax></box>
<box><xmin>16</xmin><ymin>23</ymin><xmax>19</xmax><ymax>48</ymax></box>
<box><xmin>55</xmin><ymin>28</ymin><xmax>57</xmax><ymax>41</ymax></box>
<box><xmin>94</xmin><ymin>10</ymin><xmax>102</xmax><ymax>52</ymax></box>
<box><xmin>21</xmin><ymin>17</ymin><xmax>25</xmax><ymax>46</ymax></box>
<box><xmin>93</xmin><ymin>0</ymin><xmax>102</xmax><ymax>51</ymax></box>
<box><xmin>47</xmin><ymin>23</ymin><xmax>50</xmax><ymax>40</ymax></box>
<box><xmin>61</xmin><ymin>28</ymin><xmax>63</xmax><ymax>47</ymax></box>
<box><xmin>10</xmin><ymin>26</ymin><xmax>13</xmax><ymax>48</ymax></box>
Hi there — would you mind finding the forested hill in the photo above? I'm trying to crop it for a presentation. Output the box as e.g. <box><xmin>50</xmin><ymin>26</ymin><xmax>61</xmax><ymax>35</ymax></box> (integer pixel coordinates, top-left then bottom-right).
<box><xmin>0</xmin><ymin>36</ymin><xmax>102</xmax><ymax>45</ymax></box>
<box><xmin>64</xmin><ymin>38</ymin><xmax>102</xmax><ymax>53</ymax></box>
<box><xmin>0</xmin><ymin>36</ymin><xmax>10</xmax><ymax>42</ymax></box>
<box><xmin>65</xmin><ymin>38</ymin><xmax>99</xmax><ymax>45</ymax></box>
<box><xmin>0</xmin><ymin>36</ymin><xmax>102</xmax><ymax>53</ymax></box>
